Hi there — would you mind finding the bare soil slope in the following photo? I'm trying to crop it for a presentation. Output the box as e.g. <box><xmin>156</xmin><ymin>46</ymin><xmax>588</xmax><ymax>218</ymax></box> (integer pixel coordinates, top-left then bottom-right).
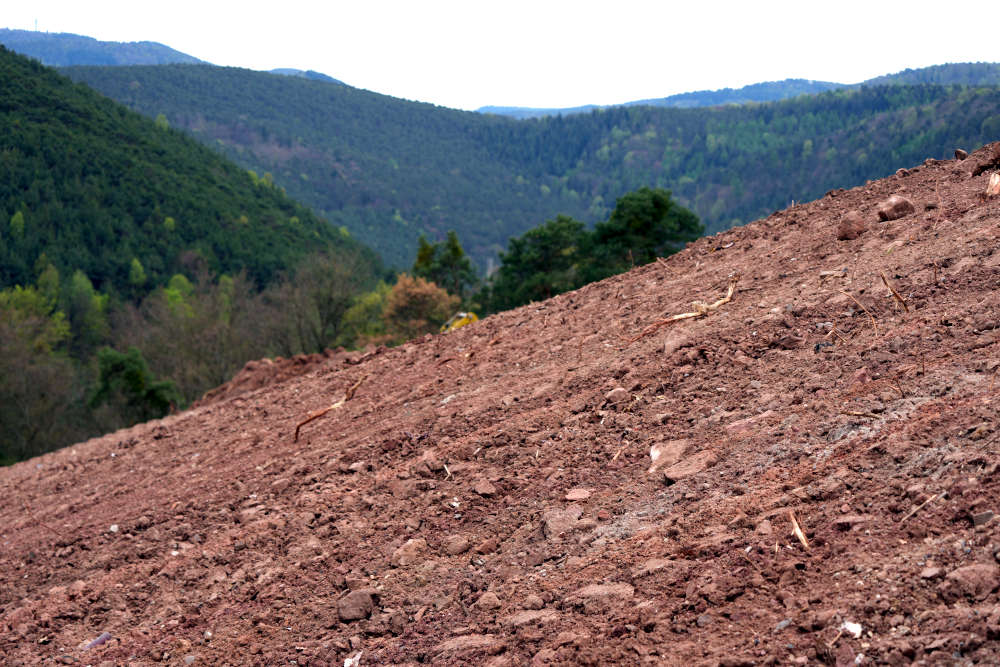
<box><xmin>3</xmin><ymin>146</ymin><xmax>1000</xmax><ymax>666</ymax></box>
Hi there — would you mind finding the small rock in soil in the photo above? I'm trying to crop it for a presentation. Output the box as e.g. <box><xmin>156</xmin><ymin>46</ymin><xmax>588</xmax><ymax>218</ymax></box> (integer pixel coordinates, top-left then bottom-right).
<box><xmin>971</xmin><ymin>510</ymin><xmax>995</xmax><ymax>527</ymax></box>
<box><xmin>833</xmin><ymin>514</ymin><xmax>870</xmax><ymax>531</ymax></box>
<box><xmin>938</xmin><ymin>563</ymin><xmax>999</xmax><ymax>602</ymax></box>
<box><xmin>605</xmin><ymin>387</ymin><xmax>629</xmax><ymax>405</ymax></box>
<box><xmin>474</xmin><ymin>591</ymin><xmax>501</xmax><ymax>610</ymax></box>
<box><xmin>564</xmin><ymin>488</ymin><xmax>591</xmax><ymax>501</ymax></box>
<box><xmin>660</xmin><ymin>450</ymin><xmax>719</xmax><ymax>484</ymax></box>
<box><xmin>391</xmin><ymin>538</ymin><xmax>428</xmax><ymax>567</ymax></box>
<box><xmin>338</xmin><ymin>589</ymin><xmax>376</xmax><ymax>621</ymax></box>
<box><xmin>837</xmin><ymin>210</ymin><xmax>866</xmax><ymax>240</ymax></box>
<box><xmin>648</xmin><ymin>439</ymin><xmax>689</xmax><ymax>473</ymax></box>
<box><xmin>522</xmin><ymin>594</ymin><xmax>544</xmax><ymax>610</ymax></box>
<box><xmin>955</xmin><ymin>148</ymin><xmax>969</xmax><ymax>160</ymax></box>
<box><xmin>542</xmin><ymin>505</ymin><xmax>583</xmax><ymax>539</ymax></box>
<box><xmin>443</xmin><ymin>535</ymin><xmax>471</xmax><ymax>555</ymax></box>
<box><xmin>564</xmin><ymin>583</ymin><xmax>634</xmax><ymax>606</ymax></box>
<box><xmin>475</xmin><ymin>537</ymin><xmax>499</xmax><ymax>554</ymax></box>
<box><xmin>474</xmin><ymin>479</ymin><xmax>498</xmax><ymax>496</ymax></box>
<box><xmin>877</xmin><ymin>194</ymin><xmax>915</xmax><ymax>221</ymax></box>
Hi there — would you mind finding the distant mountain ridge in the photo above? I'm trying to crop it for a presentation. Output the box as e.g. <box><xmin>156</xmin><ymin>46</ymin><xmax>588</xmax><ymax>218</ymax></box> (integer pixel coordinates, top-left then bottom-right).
<box><xmin>270</xmin><ymin>68</ymin><xmax>343</xmax><ymax>84</ymax></box>
<box><xmin>478</xmin><ymin>64</ymin><xmax>1000</xmax><ymax>118</ymax></box>
<box><xmin>0</xmin><ymin>28</ymin><xmax>203</xmax><ymax>66</ymax></box>
<box><xmin>479</xmin><ymin>79</ymin><xmax>845</xmax><ymax>118</ymax></box>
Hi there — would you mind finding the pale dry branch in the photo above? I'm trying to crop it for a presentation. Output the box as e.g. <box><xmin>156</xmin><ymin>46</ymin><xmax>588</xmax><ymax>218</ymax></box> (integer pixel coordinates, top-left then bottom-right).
<box><xmin>880</xmin><ymin>271</ymin><xmax>909</xmax><ymax>313</ymax></box>
<box><xmin>840</xmin><ymin>410</ymin><xmax>880</xmax><ymax>419</ymax></box>
<box><xmin>788</xmin><ymin>510</ymin><xmax>810</xmax><ymax>550</ymax></box>
<box><xmin>294</xmin><ymin>374</ymin><xmax>368</xmax><ymax>441</ymax></box>
<box><xmin>627</xmin><ymin>274</ymin><xmax>740</xmax><ymax>344</ymax></box>
<box><xmin>839</xmin><ymin>290</ymin><xmax>879</xmax><ymax>335</ymax></box>
<box><xmin>899</xmin><ymin>493</ymin><xmax>938</xmax><ymax>523</ymax></box>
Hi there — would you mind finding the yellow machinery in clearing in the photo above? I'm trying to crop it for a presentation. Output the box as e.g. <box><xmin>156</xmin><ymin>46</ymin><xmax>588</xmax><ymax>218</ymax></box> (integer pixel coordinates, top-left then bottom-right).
<box><xmin>440</xmin><ymin>311</ymin><xmax>478</xmax><ymax>333</ymax></box>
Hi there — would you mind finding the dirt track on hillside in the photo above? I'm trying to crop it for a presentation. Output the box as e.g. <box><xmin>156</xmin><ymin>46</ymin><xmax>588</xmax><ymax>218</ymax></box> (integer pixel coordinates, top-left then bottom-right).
<box><xmin>2</xmin><ymin>145</ymin><xmax>999</xmax><ymax>665</ymax></box>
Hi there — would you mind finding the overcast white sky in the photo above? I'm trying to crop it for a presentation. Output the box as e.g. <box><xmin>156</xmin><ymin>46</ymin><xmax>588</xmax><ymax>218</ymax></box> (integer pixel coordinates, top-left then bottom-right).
<box><xmin>5</xmin><ymin>1</ymin><xmax>999</xmax><ymax>110</ymax></box>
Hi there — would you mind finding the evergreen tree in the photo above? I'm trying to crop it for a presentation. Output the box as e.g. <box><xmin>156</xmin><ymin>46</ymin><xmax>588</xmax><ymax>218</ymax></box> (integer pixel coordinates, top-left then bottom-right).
<box><xmin>411</xmin><ymin>230</ymin><xmax>476</xmax><ymax>300</ymax></box>
<box><xmin>90</xmin><ymin>346</ymin><xmax>181</xmax><ymax>424</ymax></box>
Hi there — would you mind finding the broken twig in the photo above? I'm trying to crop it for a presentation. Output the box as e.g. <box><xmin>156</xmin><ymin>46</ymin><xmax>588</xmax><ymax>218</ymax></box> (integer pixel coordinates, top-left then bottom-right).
<box><xmin>839</xmin><ymin>290</ymin><xmax>878</xmax><ymax>335</ymax></box>
<box><xmin>294</xmin><ymin>375</ymin><xmax>368</xmax><ymax>441</ymax></box>
<box><xmin>899</xmin><ymin>493</ymin><xmax>938</xmax><ymax>523</ymax></box>
<box><xmin>880</xmin><ymin>271</ymin><xmax>909</xmax><ymax>313</ymax></box>
<box><xmin>627</xmin><ymin>274</ymin><xmax>740</xmax><ymax>344</ymax></box>
<box><xmin>825</xmin><ymin>326</ymin><xmax>850</xmax><ymax>345</ymax></box>
<box><xmin>840</xmin><ymin>410</ymin><xmax>880</xmax><ymax>419</ymax></box>
<box><xmin>22</xmin><ymin>500</ymin><xmax>63</xmax><ymax>540</ymax></box>
<box><xmin>788</xmin><ymin>510</ymin><xmax>810</xmax><ymax>550</ymax></box>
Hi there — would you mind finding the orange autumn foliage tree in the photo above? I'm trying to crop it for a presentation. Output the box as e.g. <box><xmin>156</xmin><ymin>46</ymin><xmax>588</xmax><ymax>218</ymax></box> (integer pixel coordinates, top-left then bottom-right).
<box><xmin>382</xmin><ymin>274</ymin><xmax>459</xmax><ymax>342</ymax></box>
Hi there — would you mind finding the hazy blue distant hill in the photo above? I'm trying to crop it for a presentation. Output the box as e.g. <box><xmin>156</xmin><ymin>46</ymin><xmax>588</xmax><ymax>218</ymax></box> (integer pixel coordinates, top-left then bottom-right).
<box><xmin>477</xmin><ymin>64</ymin><xmax>1000</xmax><ymax>118</ymax></box>
<box><xmin>865</xmin><ymin>62</ymin><xmax>1000</xmax><ymax>87</ymax></box>
<box><xmin>0</xmin><ymin>28</ymin><xmax>203</xmax><ymax>66</ymax></box>
<box><xmin>478</xmin><ymin>104</ymin><xmax>600</xmax><ymax>119</ymax></box>
<box><xmin>270</xmin><ymin>68</ymin><xmax>343</xmax><ymax>84</ymax></box>
<box><xmin>627</xmin><ymin>78</ymin><xmax>845</xmax><ymax>108</ymax></box>
<box><xmin>477</xmin><ymin>79</ymin><xmax>845</xmax><ymax>118</ymax></box>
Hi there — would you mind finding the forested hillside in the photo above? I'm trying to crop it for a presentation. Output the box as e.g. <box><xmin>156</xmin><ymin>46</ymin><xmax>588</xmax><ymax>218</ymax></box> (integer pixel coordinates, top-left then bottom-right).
<box><xmin>62</xmin><ymin>63</ymin><xmax>586</xmax><ymax>268</ymax></box>
<box><xmin>0</xmin><ymin>47</ymin><xmax>375</xmax><ymax>296</ymax></box>
<box><xmin>66</xmin><ymin>63</ymin><xmax>1000</xmax><ymax>269</ymax></box>
<box><xmin>0</xmin><ymin>47</ymin><xmax>385</xmax><ymax>461</ymax></box>
<box><xmin>865</xmin><ymin>62</ymin><xmax>1000</xmax><ymax>87</ymax></box>
<box><xmin>0</xmin><ymin>28</ymin><xmax>202</xmax><ymax>66</ymax></box>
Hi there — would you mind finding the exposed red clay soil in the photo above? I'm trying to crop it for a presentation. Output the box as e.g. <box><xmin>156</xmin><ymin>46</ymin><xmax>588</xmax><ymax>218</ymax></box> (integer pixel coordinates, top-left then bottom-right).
<box><xmin>3</xmin><ymin>145</ymin><xmax>1000</xmax><ymax>666</ymax></box>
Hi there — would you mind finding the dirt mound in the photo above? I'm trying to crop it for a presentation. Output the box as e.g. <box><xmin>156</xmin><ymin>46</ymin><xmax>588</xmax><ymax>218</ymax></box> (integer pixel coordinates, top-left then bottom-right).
<box><xmin>3</xmin><ymin>144</ymin><xmax>1000</xmax><ymax>665</ymax></box>
<box><xmin>194</xmin><ymin>348</ymin><xmax>356</xmax><ymax>408</ymax></box>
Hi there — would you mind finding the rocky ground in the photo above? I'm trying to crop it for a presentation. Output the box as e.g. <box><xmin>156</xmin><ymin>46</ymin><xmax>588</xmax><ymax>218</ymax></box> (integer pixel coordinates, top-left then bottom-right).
<box><xmin>2</xmin><ymin>144</ymin><xmax>999</xmax><ymax>666</ymax></box>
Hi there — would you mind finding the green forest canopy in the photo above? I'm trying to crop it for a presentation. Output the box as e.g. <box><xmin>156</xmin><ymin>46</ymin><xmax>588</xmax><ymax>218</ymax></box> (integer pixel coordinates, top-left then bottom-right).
<box><xmin>63</xmin><ymin>62</ymin><xmax>1000</xmax><ymax>270</ymax></box>
<box><xmin>0</xmin><ymin>46</ymin><xmax>380</xmax><ymax>299</ymax></box>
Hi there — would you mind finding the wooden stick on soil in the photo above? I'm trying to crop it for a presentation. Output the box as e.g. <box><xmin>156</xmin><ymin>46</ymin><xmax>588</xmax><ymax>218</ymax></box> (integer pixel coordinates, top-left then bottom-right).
<box><xmin>880</xmin><ymin>271</ymin><xmax>910</xmax><ymax>313</ymax></box>
<box><xmin>294</xmin><ymin>374</ymin><xmax>368</xmax><ymax>442</ymax></box>
<box><xmin>788</xmin><ymin>510</ymin><xmax>810</xmax><ymax>550</ymax></box>
<box><xmin>839</xmin><ymin>290</ymin><xmax>879</xmax><ymax>335</ymax></box>
<box><xmin>626</xmin><ymin>274</ymin><xmax>740</xmax><ymax>344</ymax></box>
<box><xmin>891</xmin><ymin>377</ymin><xmax>906</xmax><ymax>399</ymax></box>
<box><xmin>840</xmin><ymin>410</ymin><xmax>880</xmax><ymax>419</ymax></box>
<box><xmin>825</xmin><ymin>326</ymin><xmax>850</xmax><ymax>345</ymax></box>
<box><xmin>22</xmin><ymin>500</ymin><xmax>64</xmax><ymax>540</ymax></box>
<box><xmin>899</xmin><ymin>493</ymin><xmax>938</xmax><ymax>523</ymax></box>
